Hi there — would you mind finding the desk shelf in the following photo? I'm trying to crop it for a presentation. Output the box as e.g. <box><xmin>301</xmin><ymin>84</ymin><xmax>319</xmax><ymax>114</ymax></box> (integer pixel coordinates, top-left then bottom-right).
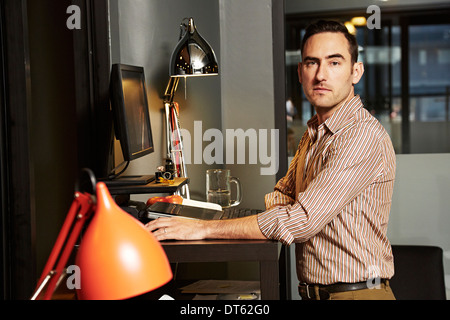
<box><xmin>107</xmin><ymin>177</ymin><xmax>189</xmax><ymax>195</ymax></box>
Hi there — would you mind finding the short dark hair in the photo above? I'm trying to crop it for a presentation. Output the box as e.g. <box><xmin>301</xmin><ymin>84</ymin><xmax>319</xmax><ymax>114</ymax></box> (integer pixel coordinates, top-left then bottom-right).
<box><xmin>301</xmin><ymin>20</ymin><xmax>359</xmax><ymax>65</ymax></box>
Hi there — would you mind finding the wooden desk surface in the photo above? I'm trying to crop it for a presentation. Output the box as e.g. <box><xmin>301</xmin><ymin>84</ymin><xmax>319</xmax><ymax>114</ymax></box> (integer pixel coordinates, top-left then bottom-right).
<box><xmin>161</xmin><ymin>239</ymin><xmax>281</xmax><ymax>300</ymax></box>
<box><xmin>161</xmin><ymin>239</ymin><xmax>280</xmax><ymax>262</ymax></box>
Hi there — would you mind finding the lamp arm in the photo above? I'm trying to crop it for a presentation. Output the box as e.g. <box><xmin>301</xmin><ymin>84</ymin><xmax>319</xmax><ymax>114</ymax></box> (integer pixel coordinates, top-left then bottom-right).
<box><xmin>163</xmin><ymin>77</ymin><xmax>180</xmax><ymax>105</ymax></box>
<box><xmin>164</xmin><ymin>102</ymin><xmax>173</xmax><ymax>159</ymax></box>
<box><xmin>31</xmin><ymin>191</ymin><xmax>95</xmax><ymax>300</ymax></box>
<box><xmin>164</xmin><ymin>77</ymin><xmax>179</xmax><ymax>157</ymax></box>
<box><xmin>162</xmin><ymin>76</ymin><xmax>190</xmax><ymax>198</ymax></box>
<box><xmin>163</xmin><ymin>77</ymin><xmax>180</xmax><ymax>159</ymax></box>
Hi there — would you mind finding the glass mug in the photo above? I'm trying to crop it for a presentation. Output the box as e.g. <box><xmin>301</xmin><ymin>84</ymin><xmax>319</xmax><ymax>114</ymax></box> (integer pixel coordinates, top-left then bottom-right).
<box><xmin>206</xmin><ymin>169</ymin><xmax>242</xmax><ymax>208</ymax></box>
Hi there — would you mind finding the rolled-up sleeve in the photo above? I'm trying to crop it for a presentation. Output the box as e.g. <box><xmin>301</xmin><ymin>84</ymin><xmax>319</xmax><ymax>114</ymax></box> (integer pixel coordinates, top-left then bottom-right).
<box><xmin>258</xmin><ymin>125</ymin><xmax>384</xmax><ymax>246</ymax></box>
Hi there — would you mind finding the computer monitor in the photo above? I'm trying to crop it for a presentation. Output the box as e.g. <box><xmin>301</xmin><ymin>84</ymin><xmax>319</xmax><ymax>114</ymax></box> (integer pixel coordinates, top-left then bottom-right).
<box><xmin>107</xmin><ymin>64</ymin><xmax>155</xmax><ymax>186</ymax></box>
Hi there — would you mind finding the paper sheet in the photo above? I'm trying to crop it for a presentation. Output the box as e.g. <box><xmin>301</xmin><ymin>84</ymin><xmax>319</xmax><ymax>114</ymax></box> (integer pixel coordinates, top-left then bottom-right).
<box><xmin>180</xmin><ymin>280</ymin><xmax>260</xmax><ymax>294</ymax></box>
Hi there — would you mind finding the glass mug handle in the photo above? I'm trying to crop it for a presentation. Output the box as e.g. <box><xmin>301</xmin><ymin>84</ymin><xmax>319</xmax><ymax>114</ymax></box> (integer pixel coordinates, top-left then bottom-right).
<box><xmin>229</xmin><ymin>176</ymin><xmax>242</xmax><ymax>207</ymax></box>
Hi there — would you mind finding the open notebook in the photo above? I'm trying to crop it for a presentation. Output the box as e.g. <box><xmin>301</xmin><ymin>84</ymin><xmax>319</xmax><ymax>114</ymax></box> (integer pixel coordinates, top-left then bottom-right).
<box><xmin>147</xmin><ymin>202</ymin><xmax>223</xmax><ymax>220</ymax></box>
<box><xmin>147</xmin><ymin>201</ymin><xmax>261</xmax><ymax>221</ymax></box>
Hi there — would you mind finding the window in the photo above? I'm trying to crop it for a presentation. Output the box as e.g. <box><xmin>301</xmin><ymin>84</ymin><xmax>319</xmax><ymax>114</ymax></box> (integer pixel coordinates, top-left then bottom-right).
<box><xmin>285</xmin><ymin>9</ymin><xmax>450</xmax><ymax>155</ymax></box>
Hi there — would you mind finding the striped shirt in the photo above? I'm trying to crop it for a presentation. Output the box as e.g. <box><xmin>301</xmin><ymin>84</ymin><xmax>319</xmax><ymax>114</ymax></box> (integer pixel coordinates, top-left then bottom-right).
<box><xmin>258</xmin><ymin>95</ymin><xmax>396</xmax><ymax>285</ymax></box>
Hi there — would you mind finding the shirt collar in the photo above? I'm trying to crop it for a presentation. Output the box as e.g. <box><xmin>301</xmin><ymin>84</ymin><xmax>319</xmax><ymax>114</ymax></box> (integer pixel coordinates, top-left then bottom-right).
<box><xmin>307</xmin><ymin>95</ymin><xmax>363</xmax><ymax>135</ymax></box>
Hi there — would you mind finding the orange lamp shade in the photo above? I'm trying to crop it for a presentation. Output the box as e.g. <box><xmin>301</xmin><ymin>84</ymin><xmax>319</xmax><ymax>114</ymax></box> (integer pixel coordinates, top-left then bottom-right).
<box><xmin>75</xmin><ymin>182</ymin><xmax>172</xmax><ymax>300</ymax></box>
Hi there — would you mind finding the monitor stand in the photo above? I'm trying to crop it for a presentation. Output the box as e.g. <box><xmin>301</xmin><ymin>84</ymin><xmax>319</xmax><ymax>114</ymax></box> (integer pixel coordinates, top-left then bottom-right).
<box><xmin>101</xmin><ymin>174</ymin><xmax>155</xmax><ymax>187</ymax></box>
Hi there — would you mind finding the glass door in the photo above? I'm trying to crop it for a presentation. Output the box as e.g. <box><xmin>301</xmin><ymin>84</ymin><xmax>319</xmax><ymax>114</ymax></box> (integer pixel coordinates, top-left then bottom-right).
<box><xmin>406</xmin><ymin>23</ymin><xmax>450</xmax><ymax>153</ymax></box>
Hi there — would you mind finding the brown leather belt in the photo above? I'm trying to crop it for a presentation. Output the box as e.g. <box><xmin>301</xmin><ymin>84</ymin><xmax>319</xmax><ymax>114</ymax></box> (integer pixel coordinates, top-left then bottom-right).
<box><xmin>298</xmin><ymin>279</ymin><xmax>389</xmax><ymax>300</ymax></box>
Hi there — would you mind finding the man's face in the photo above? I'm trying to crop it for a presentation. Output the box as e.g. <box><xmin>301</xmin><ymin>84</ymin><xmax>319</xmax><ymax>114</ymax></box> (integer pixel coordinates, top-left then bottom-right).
<box><xmin>298</xmin><ymin>32</ymin><xmax>364</xmax><ymax>113</ymax></box>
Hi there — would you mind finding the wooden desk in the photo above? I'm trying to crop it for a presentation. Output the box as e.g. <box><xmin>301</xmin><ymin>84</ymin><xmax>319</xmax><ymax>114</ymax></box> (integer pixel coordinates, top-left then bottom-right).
<box><xmin>161</xmin><ymin>239</ymin><xmax>281</xmax><ymax>300</ymax></box>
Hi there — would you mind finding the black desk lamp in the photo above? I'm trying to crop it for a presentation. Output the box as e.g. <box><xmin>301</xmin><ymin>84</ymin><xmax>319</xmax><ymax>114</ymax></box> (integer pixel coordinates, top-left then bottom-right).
<box><xmin>163</xmin><ymin>17</ymin><xmax>219</xmax><ymax>199</ymax></box>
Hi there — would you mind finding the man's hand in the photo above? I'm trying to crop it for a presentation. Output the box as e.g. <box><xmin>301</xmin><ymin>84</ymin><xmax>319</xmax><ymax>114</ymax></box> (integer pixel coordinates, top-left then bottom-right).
<box><xmin>145</xmin><ymin>217</ymin><xmax>209</xmax><ymax>241</ymax></box>
<box><xmin>145</xmin><ymin>215</ymin><xmax>267</xmax><ymax>242</ymax></box>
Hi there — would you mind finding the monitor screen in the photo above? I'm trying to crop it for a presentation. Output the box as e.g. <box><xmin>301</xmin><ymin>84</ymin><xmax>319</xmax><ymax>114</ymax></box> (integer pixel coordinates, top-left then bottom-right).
<box><xmin>110</xmin><ymin>64</ymin><xmax>154</xmax><ymax>161</ymax></box>
<box><xmin>108</xmin><ymin>64</ymin><xmax>155</xmax><ymax>186</ymax></box>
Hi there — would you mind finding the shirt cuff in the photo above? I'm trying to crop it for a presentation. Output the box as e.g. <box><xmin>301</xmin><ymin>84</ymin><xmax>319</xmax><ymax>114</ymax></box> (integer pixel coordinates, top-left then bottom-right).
<box><xmin>257</xmin><ymin>206</ymin><xmax>295</xmax><ymax>246</ymax></box>
<box><xmin>264</xmin><ymin>190</ymin><xmax>294</xmax><ymax>210</ymax></box>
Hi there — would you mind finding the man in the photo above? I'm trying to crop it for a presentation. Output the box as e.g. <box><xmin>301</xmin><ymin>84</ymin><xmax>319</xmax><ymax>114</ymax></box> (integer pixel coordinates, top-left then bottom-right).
<box><xmin>146</xmin><ymin>20</ymin><xmax>396</xmax><ymax>300</ymax></box>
